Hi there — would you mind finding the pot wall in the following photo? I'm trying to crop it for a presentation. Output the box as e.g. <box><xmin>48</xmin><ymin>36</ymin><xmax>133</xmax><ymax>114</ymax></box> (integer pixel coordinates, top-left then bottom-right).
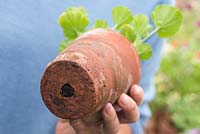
<box><xmin>40</xmin><ymin>28</ymin><xmax>141</xmax><ymax>119</ymax></box>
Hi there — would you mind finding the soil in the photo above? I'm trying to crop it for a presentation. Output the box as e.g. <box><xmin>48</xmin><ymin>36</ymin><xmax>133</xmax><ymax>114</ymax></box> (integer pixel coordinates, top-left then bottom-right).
<box><xmin>145</xmin><ymin>110</ymin><xmax>180</xmax><ymax>134</ymax></box>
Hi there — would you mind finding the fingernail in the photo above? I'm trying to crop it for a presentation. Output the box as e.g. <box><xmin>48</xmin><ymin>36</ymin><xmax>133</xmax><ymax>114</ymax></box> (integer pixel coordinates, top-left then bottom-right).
<box><xmin>132</xmin><ymin>85</ymin><xmax>140</xmax><ymax>95</ymax></box>
<box><xmin>120</xmin><ymin>94</ymin><xmax>128</xmax><ymax>105</ymax></box>
<box><xmin>104</xmin><ymin>103</ymin><xmax>111</xmax><ymax>115</ymax></box>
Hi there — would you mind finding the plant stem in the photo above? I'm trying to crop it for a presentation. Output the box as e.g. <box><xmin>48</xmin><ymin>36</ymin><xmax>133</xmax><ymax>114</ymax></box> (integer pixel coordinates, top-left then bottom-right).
<box><xmin>76</xmin><ymin>31</ymin><xmax>82</xmax><ymax>37</ymax></box>
<box><xmin>142</xmin><ymin>27</ymin><xmax>160</xmax><ymax>42</ymax></box>
<box><xmin>133</xmin><ymin>37</ymin><xmax>141</xmax><ymax>47</ymax></box>
<box><xmin>112</xmin><ymin>24</ymin><xmax>118</xmax><ymax>30</ymax></box>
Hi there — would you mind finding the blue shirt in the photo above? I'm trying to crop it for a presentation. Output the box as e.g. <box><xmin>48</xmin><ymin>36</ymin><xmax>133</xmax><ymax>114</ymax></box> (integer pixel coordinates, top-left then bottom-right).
<box><xmin>0</xmin><ymin>0</ymin><xmax>174</xmax><ymax>134</ymax></box>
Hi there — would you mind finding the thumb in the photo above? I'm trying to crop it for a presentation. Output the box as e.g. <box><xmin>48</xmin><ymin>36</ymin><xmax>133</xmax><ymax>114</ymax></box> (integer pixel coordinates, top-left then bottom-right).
<box><xmin>102</xmin><ymin>103</ymin><xmax>120</xmax><ymax>134</ymax></box>
<box><xmin>55</xmin><ymin>118</ymin><xmax>76</xmax><ymax>134</ymax></box>
<box><xmin>70</xmin><ymin>119</ymin><xmax>103</xmax><ymax>134</ymax></box>
<box><xmin>70</xmin><ymin>119</ymin><xmax>87</xmax><ymax>134</ymax></box>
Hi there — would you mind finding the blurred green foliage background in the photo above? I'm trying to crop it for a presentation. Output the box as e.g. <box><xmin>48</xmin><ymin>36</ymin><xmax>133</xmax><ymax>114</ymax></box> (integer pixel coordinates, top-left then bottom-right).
<box><xmin>150</xmin><ymin>0</ymin><xmax>200</xmax><ymax>133</ymax></box>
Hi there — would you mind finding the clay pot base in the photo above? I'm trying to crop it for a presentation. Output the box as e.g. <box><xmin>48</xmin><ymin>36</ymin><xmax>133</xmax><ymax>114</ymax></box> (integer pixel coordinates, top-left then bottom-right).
<box><xmin>41</xmin><ymin>61</ymin><xmax>97</xmax><ymax>119</ymax></box>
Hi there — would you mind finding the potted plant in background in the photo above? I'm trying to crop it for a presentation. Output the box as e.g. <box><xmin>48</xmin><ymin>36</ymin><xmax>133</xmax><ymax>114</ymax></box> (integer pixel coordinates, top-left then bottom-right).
<box><xmin>146</xmin><ymin>1</ymin><xmax>200</xmax><ymax>133</ymax></box>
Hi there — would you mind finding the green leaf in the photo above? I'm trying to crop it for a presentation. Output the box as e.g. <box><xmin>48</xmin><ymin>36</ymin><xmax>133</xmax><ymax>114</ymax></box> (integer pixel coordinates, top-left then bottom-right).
<box><xmin>59</xmin><ymin>40</ymin><xmax>71</xmax><ymax>53</ymax></box>
<box><xmin>151</xmin><ymin>4</ymin><xmax>183</xmax><ymax>37</ymax></box>
<box><xmin>135</xmin><ymin>43</ymin><xmax>152</xmax><ymax>60</ymax></box>
<box><xmin>120</xmin><ymin>24</ymin><xmax>136</xmax><ymax>42</ymax></box>
<box><xmin>66</xmin><ymin>7</ymin><xmax>88</xmax><ymax>17</ymax></box>
<box><xmin>58</xmin><ymin>7</ymin><xmax>89</xmax><ymax>40</ymax></box>
<box><xmin>133</xmin><ymin>14</ymin><xmax>152</xmax><ymax>38</ymax></box>
<box><xmin>93</xmin><ymin>19</ymin><xmax>108</xmax><ymax>28</ymax></box>
<box><xmin>112</xmin><ymin>6</ymin><xmax>133</xmax><ymax>30</ymax></box>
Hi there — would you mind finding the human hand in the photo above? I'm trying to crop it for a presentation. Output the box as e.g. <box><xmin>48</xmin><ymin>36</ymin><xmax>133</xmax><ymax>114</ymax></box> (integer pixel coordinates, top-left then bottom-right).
<box><xmin>101</xmin><ymin>84</ymin><xmax>144</xmax><ymax>134</ymax></box>
<box><xmin>55</xmin><ymin>84</ymin><xmax>144</xmax><ymax>134</ymax></box>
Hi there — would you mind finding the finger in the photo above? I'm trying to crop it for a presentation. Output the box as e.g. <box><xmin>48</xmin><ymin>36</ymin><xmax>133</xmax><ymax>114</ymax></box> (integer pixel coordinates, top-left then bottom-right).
<box><xmin>117</xmin><ymin>94</ymin><xmax>140</xmax><ymax>123</ymax></box>
<box><xmin>119</xmin><ymin>124</ymin><xmax>132</xmax><ymax>134</ymax></box>
<box><xmin>129</xmin><ymin>85</ymin><xmax>144</xmax><ymax>105</ymax></box>
<box><xmin>102</xmin><ymin>103</ymin><xmax>120</xmax><ymax>134</ymax></box>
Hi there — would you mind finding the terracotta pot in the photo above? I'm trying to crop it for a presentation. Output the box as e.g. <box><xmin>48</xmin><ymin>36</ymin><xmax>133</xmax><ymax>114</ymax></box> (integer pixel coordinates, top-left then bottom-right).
<box><xmin>40</xmin><ymin>28</ymin><xmax>141</xmax><ymax>120</ymax></box>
